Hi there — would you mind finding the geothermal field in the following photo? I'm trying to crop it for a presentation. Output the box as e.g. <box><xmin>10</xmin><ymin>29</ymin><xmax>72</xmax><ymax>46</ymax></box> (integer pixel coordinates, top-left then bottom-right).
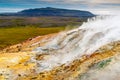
<box><xmin>0</xmin><ymin>15</ymin><xmax>120</xmax><ymax>80</ymax></box>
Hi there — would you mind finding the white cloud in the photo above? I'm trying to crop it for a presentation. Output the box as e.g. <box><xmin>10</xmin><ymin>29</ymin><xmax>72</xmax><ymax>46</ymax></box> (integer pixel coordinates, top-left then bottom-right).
<box><xmin>38</xmin><ymin>0</ymin><xmax>55</xmax><ymax>2</ymax></box>
<box><xmin>40</xmin><ymin>0</ymin><xmax>120</xmax><ymax>4</ymax></box>
<box><xmin>0</xmin><ymin>8</ymin><xmax>24</xmax><ymax>13</ymax></box>
<box><xmin>90</xmin><ymin>0</ymin><xmax>120</xmax><ymax>4</ymax></box>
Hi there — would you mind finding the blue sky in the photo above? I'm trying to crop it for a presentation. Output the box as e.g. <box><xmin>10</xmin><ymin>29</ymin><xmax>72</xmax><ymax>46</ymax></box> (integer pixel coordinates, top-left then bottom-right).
<box><xmin>0</xmin><ymin>0</ymin><xmax>120</xmax><ymax>14</ymax></box>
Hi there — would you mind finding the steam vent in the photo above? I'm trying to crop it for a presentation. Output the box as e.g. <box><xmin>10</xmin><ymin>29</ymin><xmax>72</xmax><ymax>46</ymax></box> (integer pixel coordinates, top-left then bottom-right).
<box><xmin>0</xmin><ymin>15</ymin><xmax>120</xmax><ymax>80</ymax></box>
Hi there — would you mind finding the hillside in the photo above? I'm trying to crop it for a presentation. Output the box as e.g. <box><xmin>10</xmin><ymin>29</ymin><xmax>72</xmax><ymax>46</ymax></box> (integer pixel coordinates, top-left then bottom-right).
<box><xmin>0</xmin><ymin>16</ymin><xmax>87</xmax><ymax>49</ymax></box>
<box><xmin>0</xmin><ymin>32</ymin><xmax>120</xmax><ymax>80</ymax></box>
<box><xmin>0</xmin><ymin>7</ymin><xmax>95</xmax><ymax>17</ymax></box>
<box><xmin>0</xmin><ymin>15</ymin><xmax>119</xmax><ymax>80</ymax></box>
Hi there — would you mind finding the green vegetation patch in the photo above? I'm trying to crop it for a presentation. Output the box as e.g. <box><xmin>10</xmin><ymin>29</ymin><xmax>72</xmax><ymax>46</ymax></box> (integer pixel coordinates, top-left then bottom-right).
<box><xmin>0</xmin><ymin>26</ymin><xmax>65</xmax><ymax>49</ymax></box>
<box><xmin>0</xmin><ymin>16</ymin><xmax>86</xmax><ymax>49</ymax></box>
<box><xmin>91</xmin><ymin>58</ymin><xmax>112</xmax><ymax>69</ymax></box>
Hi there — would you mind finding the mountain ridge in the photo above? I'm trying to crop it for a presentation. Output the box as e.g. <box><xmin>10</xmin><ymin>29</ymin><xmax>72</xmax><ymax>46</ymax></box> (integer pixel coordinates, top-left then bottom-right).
<box><xmin>0</xmin><ymin>7</ymin><xmax>95</xmax><ymax>17</ymax></box>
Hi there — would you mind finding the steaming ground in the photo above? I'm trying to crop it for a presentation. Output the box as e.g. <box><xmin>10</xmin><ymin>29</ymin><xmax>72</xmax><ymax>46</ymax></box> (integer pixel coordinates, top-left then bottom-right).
<box><xmin>77</xmin><ymin>53</ymin><xmax>120</xmax><ymax>80</ymax></box>
<box><xmin>0</xmin><ymin>15</ymin><xmax>120</xmax><ymax>80</ymax></box>
<box><xmin>33</xmin><ymin>15</ymin><xmax>120</xmax><ymax>72</ymax></box>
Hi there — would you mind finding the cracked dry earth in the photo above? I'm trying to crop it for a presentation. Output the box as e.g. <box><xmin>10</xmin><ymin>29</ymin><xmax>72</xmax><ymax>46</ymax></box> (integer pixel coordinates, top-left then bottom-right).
<box><xmin>0</xmin><ymin>33</ymin><xmax>120</xmax><ymax>80</ymax></box>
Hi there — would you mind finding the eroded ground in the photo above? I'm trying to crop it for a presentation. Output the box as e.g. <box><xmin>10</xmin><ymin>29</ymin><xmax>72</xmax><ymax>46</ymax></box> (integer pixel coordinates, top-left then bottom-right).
<box><xmin>0</xmin><ymin>33</ymin><xmax>120</xmax><ymax>80</ymax></box>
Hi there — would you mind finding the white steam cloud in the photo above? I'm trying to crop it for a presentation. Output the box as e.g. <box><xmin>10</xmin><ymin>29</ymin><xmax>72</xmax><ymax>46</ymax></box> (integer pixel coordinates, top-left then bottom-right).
<box><xmin>33</xmin><ymin>15</ymin><xmax>120</xmax><ymax>72</ymax></box>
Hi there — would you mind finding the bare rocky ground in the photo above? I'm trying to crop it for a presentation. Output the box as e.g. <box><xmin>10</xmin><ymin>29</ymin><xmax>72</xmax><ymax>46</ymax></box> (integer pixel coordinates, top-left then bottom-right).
<box><xmin>0</xmin><ymin>33</ymin><xmax>120</xmax><ymax>80</ymax></box>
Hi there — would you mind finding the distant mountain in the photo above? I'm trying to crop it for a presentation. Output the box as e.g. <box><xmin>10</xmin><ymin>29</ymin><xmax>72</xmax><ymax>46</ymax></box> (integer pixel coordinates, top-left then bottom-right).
<box><xmin>0</xmin><ymin>7</ymin><xmax>95</xmax><ymax>17</ymax></box>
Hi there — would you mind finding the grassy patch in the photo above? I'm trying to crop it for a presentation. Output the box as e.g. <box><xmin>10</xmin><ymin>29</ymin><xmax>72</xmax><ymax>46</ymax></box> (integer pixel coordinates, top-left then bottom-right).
<box><xmin>0</xmin><ymin>16</ymin><xmax>85</xmax><ymax>49</ymax></box>
<box><xmin>0</xmin><ymin>16</ymin><xmax>85</xmax><ymax>28</ymax></box>
<box><xmin>0</xmin><ymin>26</ymin><xmax>66</xmax><ymax>49</ymax></box>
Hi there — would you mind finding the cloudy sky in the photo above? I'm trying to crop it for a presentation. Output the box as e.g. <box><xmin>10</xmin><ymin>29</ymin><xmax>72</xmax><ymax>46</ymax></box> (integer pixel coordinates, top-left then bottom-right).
<box><xmin>0</xmin><ymin>0</ymin><xmax>120</xmax><ymax>15</ymax></box>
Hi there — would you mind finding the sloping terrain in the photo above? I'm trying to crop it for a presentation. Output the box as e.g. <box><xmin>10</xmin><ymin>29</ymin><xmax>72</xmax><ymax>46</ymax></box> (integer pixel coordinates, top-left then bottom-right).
<box><xmin>0</xmin><ymin>15</ymin><xmax>119</xmax><ymax>80</ymax></box>
<box><xmin>0</xmin><ymin>16</ymin><xmax>86</xmax><ymax>49</ymax></box>
<box><xmin>0</xmin><ymin>32</ymin><xmax>120</xmax><ymax>80</ymax></box>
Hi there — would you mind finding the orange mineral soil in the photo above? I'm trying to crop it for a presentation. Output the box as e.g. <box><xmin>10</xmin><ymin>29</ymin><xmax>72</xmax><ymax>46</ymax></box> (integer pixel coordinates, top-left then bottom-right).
<box><xmin>0</xmin><ymin>33</ymin><xmax>120</xmax><ymax>80</ymax></box>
